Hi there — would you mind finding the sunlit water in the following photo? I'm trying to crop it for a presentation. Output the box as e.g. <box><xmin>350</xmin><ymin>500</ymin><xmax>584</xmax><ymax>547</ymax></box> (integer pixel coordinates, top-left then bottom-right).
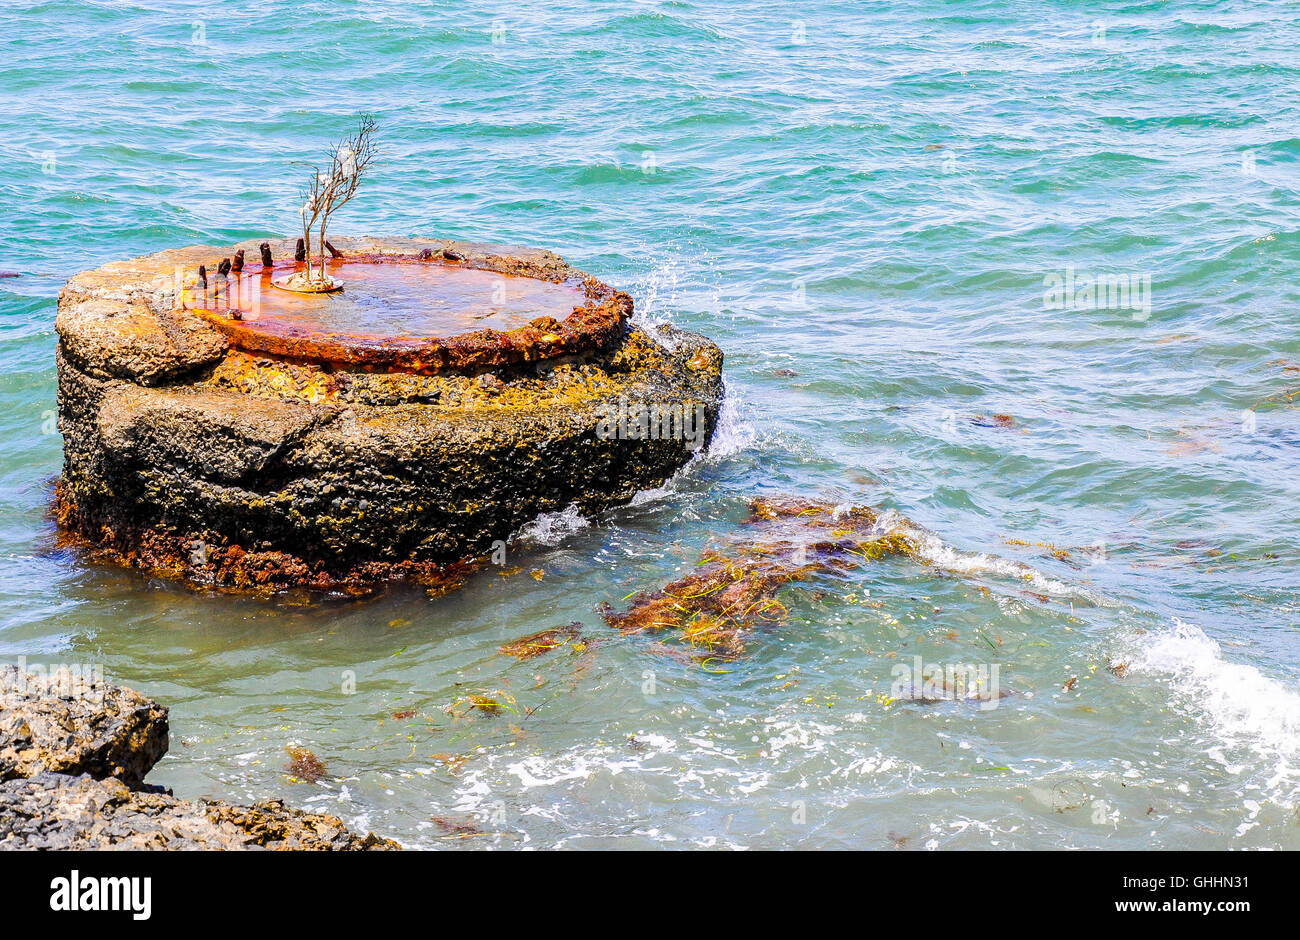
<box><xmin>2</xmin><ymin>1</ymin><xmax>1299</xmax><ymax>849</ymax></box>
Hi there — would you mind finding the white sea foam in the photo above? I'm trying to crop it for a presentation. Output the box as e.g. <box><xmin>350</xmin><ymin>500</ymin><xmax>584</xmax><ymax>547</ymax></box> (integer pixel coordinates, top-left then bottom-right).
<box><xmin>626</xmin><ymin>378</ymin><xmax>758</xmax><ymax>509</ymax></box>
<box><xmin>515</xmin><ymin>504</ymin><xmax>590</xmax><ymax>547</ymax></box>
<box><xmin>629</xmin><ymin>254</ymin><xmax>686</xmax><ymax>332</ymax></box>
<box><xmin>869</xmin><ymin>509</ymin><xmax>1110</xmax><ymax>605</ymax></box>
<box><xmin>627</xmin><ymin>482</ymin><xmax>676</xmax><ymax>507</ymax></box>
<box><xmin>625</xmin><ymin>247</ymin><xmax>756</xmax><ymax>462</ymax></box>
<box><xmin>1128</xmin><ymin>619</ymin><xmax>1300</xmax><ymax>804</ymax></box>
<box><xmin>704</xmin><ymin>379</ymin><xmax>757</xmax><ymax>460</ymax></box>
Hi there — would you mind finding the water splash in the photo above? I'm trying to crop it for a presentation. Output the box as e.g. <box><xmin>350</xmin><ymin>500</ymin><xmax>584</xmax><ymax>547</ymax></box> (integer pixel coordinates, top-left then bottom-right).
<box><xmin>515</xmin><ymin>504</ymin><xmax>590</xmax><ymax>547</ymax></box>
<box><xmin>1128</xmin><ymin>619</ymin><xmax>1300</xmax><ymax>805</ymax></box>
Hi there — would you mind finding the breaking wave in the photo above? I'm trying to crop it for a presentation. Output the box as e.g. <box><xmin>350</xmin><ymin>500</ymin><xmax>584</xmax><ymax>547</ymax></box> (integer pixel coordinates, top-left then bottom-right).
<box><xmin>868</xmin><ymin>509</ymin><xmax>1111</xmax><ymax>605</ymax></box>
<box><xmin>1128</xmin><ymin>619</ymin><xmax>1300</xmax><ymax>805</ymax></box>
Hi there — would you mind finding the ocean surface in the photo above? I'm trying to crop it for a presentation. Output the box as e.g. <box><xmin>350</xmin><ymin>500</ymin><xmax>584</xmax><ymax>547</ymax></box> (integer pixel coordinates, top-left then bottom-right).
<box><xmin>2</xmin><ymin>0</ymin><xmax>1299</xmax><ymax>849</ymax></box>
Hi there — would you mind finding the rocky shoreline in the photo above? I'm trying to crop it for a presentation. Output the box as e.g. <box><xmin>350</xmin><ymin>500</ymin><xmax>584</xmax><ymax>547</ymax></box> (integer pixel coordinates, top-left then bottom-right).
<box><xmin>0</xmin><ymin>665</ymin><xmax>397</xmax><ymax>850</ymax></box>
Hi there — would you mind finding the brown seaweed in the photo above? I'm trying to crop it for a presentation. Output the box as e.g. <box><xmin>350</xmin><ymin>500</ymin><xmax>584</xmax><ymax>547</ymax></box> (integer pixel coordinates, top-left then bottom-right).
<box><xmin>285</xmin><ymin>746</ymin><xmax>327</xmax><ymax>783</ymax></box>
<box><xmin>601</xmin><ymin>497</ymin><xmax>922</xmax><ymax>660</ymax></box>
<box><xmin>498</xmin><ymin>623</ymin><xmax>581</xmax><ymax>660</ymax></box>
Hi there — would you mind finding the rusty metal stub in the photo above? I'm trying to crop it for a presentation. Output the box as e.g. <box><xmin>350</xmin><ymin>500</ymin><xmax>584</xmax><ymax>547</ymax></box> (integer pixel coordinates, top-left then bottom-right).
<box><xmin>183</xmin><ymin>254</ymin><xmax>630</xmax><ymax>375</ymax></box>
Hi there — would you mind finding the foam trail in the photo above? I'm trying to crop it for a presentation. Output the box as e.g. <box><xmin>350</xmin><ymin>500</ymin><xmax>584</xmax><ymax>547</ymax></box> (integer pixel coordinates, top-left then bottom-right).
<box><xmin>869</xmin><ymin>510</ymin><xmax>1111</xmax><ymax>605</ymax></box>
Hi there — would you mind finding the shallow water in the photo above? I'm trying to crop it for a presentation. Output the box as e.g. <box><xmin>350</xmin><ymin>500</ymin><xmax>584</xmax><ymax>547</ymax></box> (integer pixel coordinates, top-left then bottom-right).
<box><xmin>2</xmin><ymin>1</ymin><xmax>1299</xmax><ymax>848</ymax></box>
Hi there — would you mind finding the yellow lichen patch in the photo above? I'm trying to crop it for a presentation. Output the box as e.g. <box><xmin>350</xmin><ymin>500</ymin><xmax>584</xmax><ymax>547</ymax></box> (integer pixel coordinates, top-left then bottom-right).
<box><xmin>204</xmin><ymin>351</ymin><xmax>338</xmax><ymax>404</ymax></box>
<box><xmin>199</xmin><ymin>346</ymin><xmax>643</xmax><ymax>417</ymax></box>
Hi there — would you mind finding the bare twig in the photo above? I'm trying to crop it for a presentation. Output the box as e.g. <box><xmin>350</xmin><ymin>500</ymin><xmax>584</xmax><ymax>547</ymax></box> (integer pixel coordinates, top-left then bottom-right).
<box><xmin>315</xmin><ymin>115</ymin><xmax>378</xmax><ymax>275</ymax></box>
<box><xmin>286</xmin><ymin>116</ymin><xmax>378</xmax><ymax>288</ymax></box>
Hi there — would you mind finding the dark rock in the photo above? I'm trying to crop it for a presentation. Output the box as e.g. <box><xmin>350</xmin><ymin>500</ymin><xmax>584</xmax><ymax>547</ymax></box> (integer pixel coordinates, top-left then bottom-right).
<box><xmin>0</xmin><ymin>664</ymin><xmax>167</xmax><ymax>789</ymax></box>
<box><xmin>0</xmin><ymin>665</ymin><xmax>397</xmax><ymax>850</ymax></box>
<box><xmin>53</xmin><ymin>236</ymin><xmax>725</xmax><ymax>594</ymax></box>
<box><xmin>0</xmin><ymin>773</ymin><xmax>398</xmax><ymax>850</ymax></box>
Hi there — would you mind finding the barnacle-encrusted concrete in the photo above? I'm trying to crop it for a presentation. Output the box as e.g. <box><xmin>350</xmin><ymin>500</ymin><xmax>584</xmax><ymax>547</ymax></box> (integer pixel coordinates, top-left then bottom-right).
<box><xmin>55</xmin><ymin>236</ymin><xmax>724</xmax><ymax>593</ymax></box>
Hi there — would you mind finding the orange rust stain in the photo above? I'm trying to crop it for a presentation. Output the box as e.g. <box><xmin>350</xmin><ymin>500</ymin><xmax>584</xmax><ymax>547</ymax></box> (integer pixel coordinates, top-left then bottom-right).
<box><xmin>182</xmin><ymin>256</ymin><xmax>629</xmax><ymax>376</ymax></box>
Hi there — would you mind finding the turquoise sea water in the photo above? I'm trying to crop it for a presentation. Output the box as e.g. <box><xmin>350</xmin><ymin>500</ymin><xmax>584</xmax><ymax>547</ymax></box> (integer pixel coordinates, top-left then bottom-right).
<box><xmin>3</xmin><ymin>0</ymin><xmax>1300</xmax><ymax>848</ymax></box>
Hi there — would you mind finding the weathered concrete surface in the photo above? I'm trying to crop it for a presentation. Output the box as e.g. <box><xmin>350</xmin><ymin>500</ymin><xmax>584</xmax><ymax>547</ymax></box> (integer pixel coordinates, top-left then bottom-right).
<box><xmin>55</xmin><ymin>236</ymin><xmax>594</xmax><ymax>386</ymax></box>
<box><xmin>55</xmin><ymin>235</ymin><xmax>725</xmax><ymax>593</ymax></box>
<box><xmin>0</xmin><ymin>664</ymin><xmax>167</xmax><ymax>789</ymax></box>
<box><xmin>54</xmin><ymin>296</ymin><xmax>227</xmax><ymax>386</ymax></box>
<box><xmin>183</xmin><ymin>250</ymin><xmax>629</xmax><ymax>376</ymax></box>
<box><xmin>0</xmin><ymin>666</ymin><xmax>397</xmax><ymax>850</ymax></box>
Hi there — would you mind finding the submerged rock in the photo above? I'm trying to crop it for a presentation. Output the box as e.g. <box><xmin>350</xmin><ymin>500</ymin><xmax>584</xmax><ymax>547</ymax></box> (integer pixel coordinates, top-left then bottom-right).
<box><xmin>602</xmin><ymin>495</ymin><xmax>1082</xmax><ymax>660</ymax></box>
<box><xmin>0</xmin><ymin>665</ymin><xmax>396</xmax><ymax>850</ymax></box>
<box><xmin>54</xmin><ymin>236</ymin><xmax>724</xmax><ymax>595</ymax></box>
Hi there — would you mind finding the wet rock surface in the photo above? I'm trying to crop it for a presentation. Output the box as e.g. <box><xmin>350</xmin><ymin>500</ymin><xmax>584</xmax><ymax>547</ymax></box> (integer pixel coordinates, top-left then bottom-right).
<box><xmin>0</xmin><ymin>773</ymin><xmax>397</xmax><ymax>850</ymax></box>
<box><xmin>0</xmin><ymin>664</ymin><xmax>166</xmax><ymax>789</ymax></box>
<box><xmin>0</xmin><ymin>666</ymin><xmax>397</xmax><ymax>850</ymax></box>
<box><xmin>55</xmin><ymin>235</ymin><xmax>724</xmax><ymax>594</ymax></box>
